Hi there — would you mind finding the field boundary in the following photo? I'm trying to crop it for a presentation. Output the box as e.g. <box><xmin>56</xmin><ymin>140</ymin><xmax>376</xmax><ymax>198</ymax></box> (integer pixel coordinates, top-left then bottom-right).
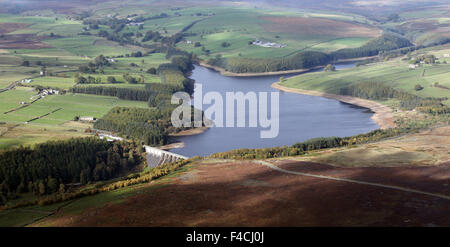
<box><xmin>4</xmin><ymin>96</ymin><xmax>42</xmax><ymax>114</ymax></box>
<box><xmin>26</xmin><ymin>108</ymin><xmax>62</xmax><ymax>123</ymax></box>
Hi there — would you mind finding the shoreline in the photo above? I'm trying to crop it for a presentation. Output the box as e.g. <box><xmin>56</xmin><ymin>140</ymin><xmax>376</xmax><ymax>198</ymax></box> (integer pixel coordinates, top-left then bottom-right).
<box><xmin>159</xmin><ymin>126</ymin><xmax>209</xmax><ymax>150</ymax></box>
<box><xmin>336</xmin><ymin>55</ymin><xmax>378</xmax><ymax>63</ymax></box>
<box><xmin>199</xmin><ymin>62</ymin><xmax>319</xmax><ymax>77</ymax></box>
<box><xmin>170</xmin><ymin>126</ymin><xmax>209</xmax><ymax>137</ymax></box>
<box><xmin>271</xmin><ymin>82</ymin><xmax>396</xmax><ymax>130</ymax></box>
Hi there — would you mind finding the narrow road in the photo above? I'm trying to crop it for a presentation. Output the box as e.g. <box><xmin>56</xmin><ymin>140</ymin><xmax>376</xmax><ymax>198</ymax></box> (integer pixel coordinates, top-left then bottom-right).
<box><xmin>255</xmin><ymin>160</ymin><xmax>450</xmax><ymax>200</ymax></box>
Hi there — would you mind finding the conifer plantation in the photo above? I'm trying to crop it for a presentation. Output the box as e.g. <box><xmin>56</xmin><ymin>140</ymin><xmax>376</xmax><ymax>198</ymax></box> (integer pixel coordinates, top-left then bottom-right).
<box><xmin>0</xmin><ymin>138</ymin><xmax>143</xmax><ymax>204</ymax></box>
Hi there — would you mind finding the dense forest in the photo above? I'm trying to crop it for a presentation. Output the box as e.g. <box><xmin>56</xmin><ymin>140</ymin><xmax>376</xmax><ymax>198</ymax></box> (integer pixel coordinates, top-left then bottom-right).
<box><xmin>93</xmin><ymin>106</ymin><xmax>198</xmax><ymax>145</ymax></box>
<box><xmin>94</xmin><ymin>107</ymin><xmax>172</xmax><ymax>145</ymax></box>
<box><xmin>70</xmin><ymin>83</ymin><xmax>183</xmax><ymax>102</ymax></box>
<box><xmin>207</xmin><ymin>51</ymin><xmax>330</xmax><ymax>73</ymax></box>
<box><xmin>0</xmin><ymin>138</ymin><xmax>143</xmax><ymax>204</ymax></box>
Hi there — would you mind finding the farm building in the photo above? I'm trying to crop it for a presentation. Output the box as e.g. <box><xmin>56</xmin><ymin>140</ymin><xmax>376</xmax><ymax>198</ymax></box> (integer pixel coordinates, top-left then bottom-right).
<box><xmin>251</xmin><ymin>40</ymin><xmax>286</xmax><ymax>48</ymax></box>
<box><xmin>127</xmin><ymin>22</ymin><xmax>144</xmax><ymax>26</ymax></box>
<box><xmin>41</xmin><ymin>89</ymin><xmax>59</xmax><ymax>96</ymax></box>
<box><xmin>79</xmin><ymin>116</ymin><xmax>96</xmax><ymax>122</ymax></box>
<box><xmin>20</xmin><ymin>79</ymin><xmax>33</xmax><ymax>83</ymax></box>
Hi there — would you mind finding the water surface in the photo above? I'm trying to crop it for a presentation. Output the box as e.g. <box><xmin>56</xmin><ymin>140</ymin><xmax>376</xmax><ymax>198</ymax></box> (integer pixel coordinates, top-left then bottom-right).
<box><xmin>171</xmin><ymin>64</ymin><xmax>378</xmax><ymax>157</ymax></box>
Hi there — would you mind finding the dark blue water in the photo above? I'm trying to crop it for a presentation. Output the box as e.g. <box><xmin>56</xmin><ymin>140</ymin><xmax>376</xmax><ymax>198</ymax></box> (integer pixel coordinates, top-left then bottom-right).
<box><xmin>170</xmin><ymin>64</ymin><xmax>378</xmax><ymax>157</ymax></box>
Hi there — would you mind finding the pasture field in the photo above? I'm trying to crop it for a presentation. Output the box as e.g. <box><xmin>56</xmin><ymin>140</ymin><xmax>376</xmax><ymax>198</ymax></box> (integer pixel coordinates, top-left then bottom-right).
<box><xmin>0</xmin><ymin>87</ymin><xmax>36</xmax><ymax>113</ymax></box>
<box><xmin>0</xmin><ymin>92</ymin><xmax>149</xmax><ymax>150</ymax></box>
<box><xmin>0</xmin><ymin>123</ymin><xmax>90</xmax><ymax>150</ymax></box>
<box><xmin>174</xmin><ymin>6</ymin><xmax>381</xmax><ymax>59</ymax></box>
<box><xmin>0</xmin><ymin>72</ymin><xmax>29</xmax><ymax>89</ymax></box>
<box><xmin>114</xmin><ymin>53</ymin><xmax>169</xmax><ymax>68</ymax></box>
<box><xmin>280</xmin><ymin>47</ymin><xmax>450</xmax><ymax>105</ymax></box>
<box><xmin>2</xmin><ymin>93</ymin><xmax>149</xmax><ymax>125</ymax></box>
<box><xmin>44</xmin><ymin>36</ymin><xmax>139</xmax><ymax>57</ymax></box>
<box><xmin>30</xmin><ymin>76</ymin><xmax>75</xmax><ymax>90</ymax></box>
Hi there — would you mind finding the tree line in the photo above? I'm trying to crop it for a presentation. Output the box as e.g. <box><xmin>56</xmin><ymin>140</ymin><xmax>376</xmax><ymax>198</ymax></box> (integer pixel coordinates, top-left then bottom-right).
<box><xmin>207</xmin><ymin>51</ymin><xmax>330</xmax><ymax>73</ymax></box>
<box><xmin>0</xmin><ymin>138</ymin><xmax>143</xmax><ymax>205</ymax></box>
<box><xmin>7</xmin><ymin>158</ymin><xmax>191</xmax><ymax>209</ymax></box>
<box><xmin>338</xmin><ymin>81</ymin><xmax>447</xmax><ymax>111</ymax></box>
<box><xmin>210</xmin><ymin>127</ymin><xmax>410</xmax><ymax>160</ymax></box>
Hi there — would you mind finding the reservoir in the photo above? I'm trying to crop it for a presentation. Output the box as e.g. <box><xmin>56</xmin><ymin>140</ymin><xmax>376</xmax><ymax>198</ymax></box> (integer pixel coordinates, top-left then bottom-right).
<box><xmin>170</xmin><ymin>64</ymin><xmax>378</xmax><ymax>157</ymax></box>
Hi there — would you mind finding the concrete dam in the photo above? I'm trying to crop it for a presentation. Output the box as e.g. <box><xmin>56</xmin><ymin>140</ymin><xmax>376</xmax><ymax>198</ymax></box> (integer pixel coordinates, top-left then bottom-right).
<box><xmin>145</xmin><ymin>146</ymin><xmax>188</xmax><ymax>168</ymax></box>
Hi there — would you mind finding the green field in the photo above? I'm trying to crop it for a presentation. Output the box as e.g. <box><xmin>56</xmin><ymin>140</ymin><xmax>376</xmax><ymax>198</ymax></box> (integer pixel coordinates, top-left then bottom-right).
<box><xmin>30</xmin><ymin>76</ymin><xmax>75</xmax><ymax>90</ymax></box>
<box><xmin>174</xmin><ymin>6</ymin><xmax>379</xmax><ymax>59</ymax></box>
<box><xmin>280</xmin><ymin>46</ymin><xmax>450</xmax><ymax>105</ymax></box>
<box><xmin>0</xmin><ymin>90</ymin><xmax>149</xmax><ymax>149</ymax></box>
<box><xmin>2</xmin><ymin>91</ymin><xmax>148</xmax><ymax>124</ymax></box>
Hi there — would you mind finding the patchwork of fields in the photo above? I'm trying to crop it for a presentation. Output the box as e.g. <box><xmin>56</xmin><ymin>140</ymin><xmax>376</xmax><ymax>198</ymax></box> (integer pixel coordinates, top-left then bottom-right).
<box><xmin>0</xmin><ymin>12</ymin><xmax>174</xmax><ymax>149</ymax></box>
<box><xmin>0</xmin><ymin>86</ymin><xmax>149</xmax><ymax>148</ymax></box>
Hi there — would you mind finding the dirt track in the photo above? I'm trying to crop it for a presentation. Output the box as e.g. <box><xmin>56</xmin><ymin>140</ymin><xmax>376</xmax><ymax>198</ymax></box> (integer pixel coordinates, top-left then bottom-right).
<box><xmin>36</xmin><ymin>158</ymin><xmax>450</xmax><ymax>227</ymax></box>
